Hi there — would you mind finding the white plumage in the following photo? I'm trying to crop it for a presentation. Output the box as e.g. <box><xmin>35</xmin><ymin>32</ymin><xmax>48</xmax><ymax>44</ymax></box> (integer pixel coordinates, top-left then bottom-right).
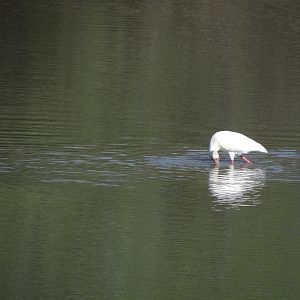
<box><xmin>209</xmin><ymin>131</ymin><xmax>267</xmax><ymax>164</ymax></box>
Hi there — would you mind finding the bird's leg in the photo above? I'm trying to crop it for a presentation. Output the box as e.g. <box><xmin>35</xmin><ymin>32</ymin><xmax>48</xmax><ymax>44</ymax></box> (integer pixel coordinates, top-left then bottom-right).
<box><xmin>228</xmin><ymin>152</ymin><xmax>235</xmax><ymax>163</ymax></box>
<box><xmin>240</xmin><ymin>155</ymin><xmax>252</xmax><ymax>163</ymax></box>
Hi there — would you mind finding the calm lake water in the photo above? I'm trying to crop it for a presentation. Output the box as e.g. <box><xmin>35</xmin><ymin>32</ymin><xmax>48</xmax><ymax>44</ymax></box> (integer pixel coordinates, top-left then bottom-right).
<box><xmin>1</xmin><ymin>1</ymin><xmax>299</xmax><ymax>299</ymax></box>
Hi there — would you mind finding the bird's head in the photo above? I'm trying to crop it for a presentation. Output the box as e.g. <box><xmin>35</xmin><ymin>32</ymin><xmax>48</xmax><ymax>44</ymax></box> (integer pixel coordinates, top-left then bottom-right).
<box><xmin>211</xmin><ymin>151</ymin><xmax>220</xmax><ymax>165</ymax></box>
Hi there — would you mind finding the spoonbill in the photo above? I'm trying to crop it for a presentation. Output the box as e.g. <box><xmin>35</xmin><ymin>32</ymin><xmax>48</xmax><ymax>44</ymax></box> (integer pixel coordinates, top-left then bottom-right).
<box><xmin>209</xmin><ymin>131</ymin><xmax>267</xmax><ymax>164</ymax></box>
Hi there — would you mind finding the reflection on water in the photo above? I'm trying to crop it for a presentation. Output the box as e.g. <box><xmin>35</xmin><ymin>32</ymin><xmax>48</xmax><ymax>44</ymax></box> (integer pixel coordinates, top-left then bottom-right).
<box><xmin>209</xmin><ymin>165</ymin><xmax>266</xmax><ymax>209</ymax></box>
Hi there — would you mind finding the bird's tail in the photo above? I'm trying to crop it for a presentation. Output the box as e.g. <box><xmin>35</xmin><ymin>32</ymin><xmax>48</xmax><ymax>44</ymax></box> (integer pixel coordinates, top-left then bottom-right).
<box><xmin>257</xmin><ymin>143</ymin><xmax>268</xmax><ymax>153</ymax></box>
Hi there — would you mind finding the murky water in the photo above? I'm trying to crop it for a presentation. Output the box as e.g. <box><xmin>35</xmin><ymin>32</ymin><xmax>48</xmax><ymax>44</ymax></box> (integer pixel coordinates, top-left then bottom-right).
<box><xmin>1</xmin><ymin>1</ymin><xmax>299</xmax><ymax>299</ymax></box>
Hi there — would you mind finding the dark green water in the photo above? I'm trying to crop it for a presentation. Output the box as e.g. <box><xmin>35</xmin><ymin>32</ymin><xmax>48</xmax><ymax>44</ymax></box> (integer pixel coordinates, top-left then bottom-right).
<box><xmin>0</xmin><ymin>1</ymin><xmax>299</xmax><ymax>299</ymax></box>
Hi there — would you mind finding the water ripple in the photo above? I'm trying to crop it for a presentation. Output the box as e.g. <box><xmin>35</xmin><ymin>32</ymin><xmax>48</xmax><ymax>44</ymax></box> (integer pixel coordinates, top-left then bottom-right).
<box><xmin>0</xmin><ymin>147</ymin><xmax>299</xmax><ymax>188</ymax></box>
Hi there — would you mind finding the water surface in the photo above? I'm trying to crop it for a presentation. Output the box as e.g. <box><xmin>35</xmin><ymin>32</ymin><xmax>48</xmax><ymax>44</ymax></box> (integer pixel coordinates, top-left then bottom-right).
<box><xmin>0</xmin><ymin>1</ymin><xmax>299</xmax><ymax>299</ymax></box>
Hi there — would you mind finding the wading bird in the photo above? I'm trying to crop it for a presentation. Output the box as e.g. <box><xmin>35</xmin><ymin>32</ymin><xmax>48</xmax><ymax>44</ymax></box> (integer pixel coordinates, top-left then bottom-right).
<box><xmin>209</xmin><ymin>131</ymin><xmax>267</xmax><ymax>165</ymax></box>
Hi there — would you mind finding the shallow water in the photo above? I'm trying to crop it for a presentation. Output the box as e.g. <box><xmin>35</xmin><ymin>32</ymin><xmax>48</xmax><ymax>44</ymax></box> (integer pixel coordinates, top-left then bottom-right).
<box><xmin>1</xmin><ymin>1</ymin><xmax>300</xmax><ymax>299</ymax></box>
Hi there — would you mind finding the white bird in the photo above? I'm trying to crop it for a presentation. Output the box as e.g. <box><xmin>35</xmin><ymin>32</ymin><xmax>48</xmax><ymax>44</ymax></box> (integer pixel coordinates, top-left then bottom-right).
<box><xmin>209</xmin><ymin>131</ymin><xmax>267</xmax><ymax>164</ymax></box>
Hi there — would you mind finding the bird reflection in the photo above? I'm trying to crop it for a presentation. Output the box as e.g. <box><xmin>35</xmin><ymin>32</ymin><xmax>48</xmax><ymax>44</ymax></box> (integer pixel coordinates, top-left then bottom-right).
<box><xmin>208</xmin><ymin>165</ymin><xmax>266</xmax><ymax>209</ymax></box>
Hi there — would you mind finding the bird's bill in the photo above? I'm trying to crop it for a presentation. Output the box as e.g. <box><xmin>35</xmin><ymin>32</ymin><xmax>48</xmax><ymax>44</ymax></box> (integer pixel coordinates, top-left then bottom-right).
<box><xmin>213</xmin><ymin>158</ymin><xmax>220</xmax><ymax>166</ymax></box>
